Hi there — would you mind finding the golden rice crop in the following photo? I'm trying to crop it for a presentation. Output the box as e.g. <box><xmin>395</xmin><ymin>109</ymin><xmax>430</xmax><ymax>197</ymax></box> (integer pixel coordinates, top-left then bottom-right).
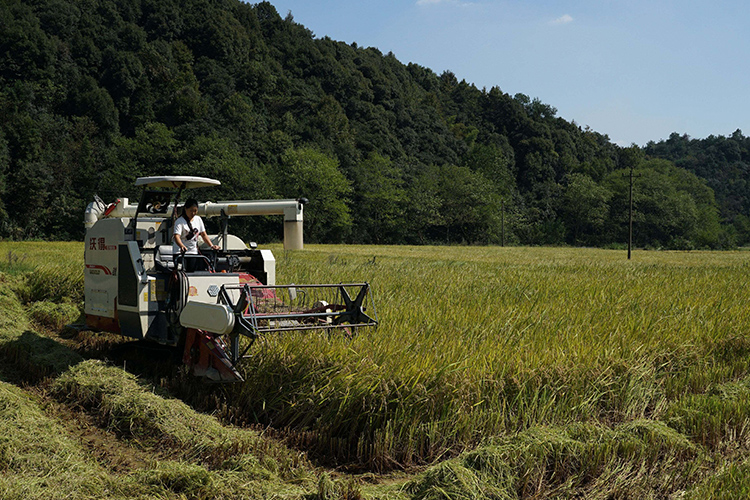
<box><xmin>228</xmin><ymin>245</ymin><xmax>750</xmax><ymax>468</ymax></box>
<box><xmin>5</xmin><ymin>242</ymin><xmax>750</xmax><ymax>474</ymax></box>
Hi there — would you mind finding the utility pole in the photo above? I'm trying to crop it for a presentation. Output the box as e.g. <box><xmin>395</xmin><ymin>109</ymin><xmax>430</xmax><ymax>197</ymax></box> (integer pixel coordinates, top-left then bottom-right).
<box><xmin>628</xmin><ymin>167</ymin><xmax>633</xmax><ymax>259</ymax></box>
<box><xmin>501</xmin><ymin>198</ymin><xmax>505</xmax><ymax>247</ymax></box>
<box><xmin>619</xmin><ymin>145</ymin><xmax>643</xmax><ymax>260</ymax></box>
<box><xmin>626</xmin><ymin>165</ymin><xmax>641</xmax><ymax>260</ymax></box>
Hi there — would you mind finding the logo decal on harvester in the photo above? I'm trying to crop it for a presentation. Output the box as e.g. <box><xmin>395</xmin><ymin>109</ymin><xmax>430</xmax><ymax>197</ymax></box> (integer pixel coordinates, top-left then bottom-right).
<box><xmin>88</xmin><ymin>237</ymin><xmax>117</xmax><ymax>251</ymax></box>
<box><xmin>85</xmin><ymin>264</ymin><xmax>112</xmax><ymax>275</ymax></box>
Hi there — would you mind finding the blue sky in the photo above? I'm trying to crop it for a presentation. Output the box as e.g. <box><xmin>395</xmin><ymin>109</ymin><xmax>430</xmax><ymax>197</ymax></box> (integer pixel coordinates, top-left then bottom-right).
<box><xmin>265</xmin><ymin>0</ymin><xmax>750</xmax><ymax>147</ymax></box>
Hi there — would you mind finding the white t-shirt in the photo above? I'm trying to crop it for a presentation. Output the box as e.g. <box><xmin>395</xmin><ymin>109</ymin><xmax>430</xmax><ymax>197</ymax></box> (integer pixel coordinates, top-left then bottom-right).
<box><xmin>173</xmin><ymin>215</ymin><xmax>206</xmax><ymax>254</ymax></box>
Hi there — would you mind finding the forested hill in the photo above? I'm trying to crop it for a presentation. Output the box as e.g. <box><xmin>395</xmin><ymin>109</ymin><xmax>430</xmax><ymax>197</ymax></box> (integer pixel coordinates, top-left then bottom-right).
<box><xmin>645</xmin><ymin>131</ymin><xmax>750</xmax><ymax>246</ymax></box>
<box><xmin>0</xmin><ymin>0</ymin><xmax>745</xmax><ymax>247</ymax></box>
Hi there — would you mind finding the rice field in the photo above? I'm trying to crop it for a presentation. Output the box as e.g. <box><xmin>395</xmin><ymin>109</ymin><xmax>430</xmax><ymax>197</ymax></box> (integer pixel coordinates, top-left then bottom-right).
<box><xmin>218</xmin><ymin>246</ymin><xmax>750</xmax><ymax>470</ymax></box>
<box><xmin>2</xmin><ymin>241</ymin><xmax>750</xmax><ymax>498</ymax></box>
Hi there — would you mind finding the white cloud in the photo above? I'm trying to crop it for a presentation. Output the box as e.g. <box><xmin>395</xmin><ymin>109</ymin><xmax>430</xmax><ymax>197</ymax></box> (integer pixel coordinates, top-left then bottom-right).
<box><xmin>550</xmin><ymin>14</ymin><xmax>574</xmax><ymax>25</ymax></box>
<box><xmin>416</xmin><ymin>0</ymin><xmax>475</xmax><ymax>6</ymax></box>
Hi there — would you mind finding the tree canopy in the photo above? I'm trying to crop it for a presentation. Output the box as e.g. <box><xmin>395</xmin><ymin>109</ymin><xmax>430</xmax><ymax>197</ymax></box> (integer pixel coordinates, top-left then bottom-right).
<box><xmin>0</xmin><ymin>0</ymin><xmax>741</xmax><ymax>248</ymax></box>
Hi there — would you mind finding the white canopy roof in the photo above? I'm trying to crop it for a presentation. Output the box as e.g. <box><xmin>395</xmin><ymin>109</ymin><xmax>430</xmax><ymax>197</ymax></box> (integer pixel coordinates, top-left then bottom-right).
<box><xmin>134</xmin><ymin>176</ymin><xmax>221</xmax><ymax>189</ymax></box>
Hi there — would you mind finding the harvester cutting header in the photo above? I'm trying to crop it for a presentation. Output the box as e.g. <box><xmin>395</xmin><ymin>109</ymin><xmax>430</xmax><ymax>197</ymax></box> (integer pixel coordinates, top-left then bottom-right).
<box><xmin>83</xmin><ymin>176</ymin><xmax>377</xmax><ymax>382</ymax></box>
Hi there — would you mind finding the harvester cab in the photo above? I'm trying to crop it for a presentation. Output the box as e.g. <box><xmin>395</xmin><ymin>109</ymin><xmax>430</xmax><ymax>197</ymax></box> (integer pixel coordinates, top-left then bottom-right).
<box><xmin>83</xmin><ymin>176</ymin><xmax>377</xmax><ymax>382</ymax></box>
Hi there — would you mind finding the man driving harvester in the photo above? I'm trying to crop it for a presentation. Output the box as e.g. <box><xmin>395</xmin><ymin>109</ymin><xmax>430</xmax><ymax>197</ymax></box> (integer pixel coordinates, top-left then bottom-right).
<box><xmin>82</xmin><ymin>175</ymin><xmax>377</xmax><ymax>382</ymax></box>
<box><xmin>173</xmin><ymin>198</ymin><xmax>220</xmax><ymax>271</ymax></box>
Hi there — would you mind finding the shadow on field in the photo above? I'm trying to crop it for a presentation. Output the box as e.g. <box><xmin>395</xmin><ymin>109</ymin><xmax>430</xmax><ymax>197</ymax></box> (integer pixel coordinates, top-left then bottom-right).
<box><xmin>0</xmin><ymin>330</ymin><xmax>84</xmax><ymax>383</ymax></box>
<box><xmin>104</xmin><ymin>340</ymin><xmax>183</xmax><ymax>380</ymax></box>
<box><xmin>1</xmin><ymin>327</ymin><xmax>180</xmax><ymax>387</ymax></box>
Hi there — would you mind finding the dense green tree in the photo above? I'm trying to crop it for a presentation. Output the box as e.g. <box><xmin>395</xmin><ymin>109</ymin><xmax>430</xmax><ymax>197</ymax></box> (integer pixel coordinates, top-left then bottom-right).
<box><xmin>0</xmin><ymin>130</ymin><xmax>10</xmax><ymax>223</ymax></box>
<box><xmin>0</xmin><ymin>0</ymin><xmax>739</xmax><ymax>249</ymax></box>
<box><xmin>278</xmin><ymin>148</ymin><xmax>352</xmax><ymax>242</ymax></box>
<box><xmin>67</xmin><ymin>75</ymin><xmax>119</xmax><ymax>136</ymax></box>
<box><xmin>561</xmin><ymin>173</ymin><xmax>612</xmax><ymax>245</ymax></box>
<box><xmin>407</xmin><ymin>164</ymin><xmax>502</xmax><ymax>244</ymax></box>
<box><xmin>604</xmin><ymin>159</ymin><xmax>722</xmax><ymax>249</ymax></box>
<box><xmin>463</xmin><ymin>143</ymin><xmax>514</xmax><ymax>196</ymax></box>
<box><xmin>349</xmin><ymin>153</ymin><xmax>406</xmax><ymax>243</ymax></box>
<box><xmin>646</xmin><ymin>130</ymin><xmax>750</xmax><ymax>245</ymax></box>
<box><xmin>0</xmin><ymin>1</ymin><xmax>54</xmax><ymax>81</ymax></box>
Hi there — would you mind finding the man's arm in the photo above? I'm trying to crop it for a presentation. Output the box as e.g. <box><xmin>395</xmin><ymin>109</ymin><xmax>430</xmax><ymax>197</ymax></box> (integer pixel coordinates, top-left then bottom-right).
<box><xmin>174</xmin><ymin>233</ymin><xmax>187</xmax><ymax>252</ymax></box>
<box><xmin>200</xmin><ymin>231</ymin><xmax>219</xmax><ymax>250</ymax></box>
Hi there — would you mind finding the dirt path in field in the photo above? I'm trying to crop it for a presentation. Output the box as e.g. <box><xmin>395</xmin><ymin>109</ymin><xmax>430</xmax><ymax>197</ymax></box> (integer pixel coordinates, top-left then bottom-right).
<box><xmin>34</xmin><ymin>386</ymin><xmax>161</xmax><ymax>473</ymax></box>
<box><xmin>0</xmin><ymin>327</ymin><xmax>179</xmax><ymax>476</ymax></box>
<box><xmin>0</xmin><ymin>365</ymin><xmax>173</xmax><ymax>478</ymax></box>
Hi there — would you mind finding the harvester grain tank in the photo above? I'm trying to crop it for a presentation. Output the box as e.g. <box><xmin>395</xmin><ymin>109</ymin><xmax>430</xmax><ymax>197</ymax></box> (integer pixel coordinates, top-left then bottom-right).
<box><xmin>83</xmin><ymin>176</ymin><xmax>377</xmax><ymax>382</ymax></box>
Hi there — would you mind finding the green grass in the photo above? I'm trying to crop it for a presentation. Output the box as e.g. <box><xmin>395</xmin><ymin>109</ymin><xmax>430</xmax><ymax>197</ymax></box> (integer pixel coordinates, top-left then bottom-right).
<box><xmin>0</xmin><ymin>256</ymin><xmax>354</xmax><ymax>499</ymax></box>
<box><xmin>0</xmin><ymin>371</ymin><xmax>321</xmax><ymax>500</ymax></box>
<box><xmin>0</xmin><ymin>308</ymin><xmax>188</xmax><ymax>500</ymax></box>
<box><xmin>0</xmin><ymin>273</ymin><xmax>83</xmax><ymax>380</ymax></box>
<box><xmin>4</xmin><ymin>242</ymin><xmax>750</xmax><ymax>498</ymax></box>
<box><xmin>51</xmin><ymin>359</ymin><xmax>311</xmax><ymax>480</ymax></box>
<box><xmin>0</xmin><ymin>379</ymin><xmax>156</xmax><ymax>500</ymax></box>
<box><xmin>27</xmin><ymin>300</ymin><xmax>81</xmax><ymax>330</ymax></box>
<box><xmin>686</xmin><ymin>459</ymin><xmax>750</xmax><ymax>499</ymax></box>
<box><xmin>406</xmin><ymin>419</ymin><xmax>703</xmax><ymax>499</ymax></box>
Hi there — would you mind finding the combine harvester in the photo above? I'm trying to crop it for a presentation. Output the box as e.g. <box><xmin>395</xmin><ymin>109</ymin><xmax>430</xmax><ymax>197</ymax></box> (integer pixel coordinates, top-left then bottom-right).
<box><xmin>83</xmin><ymin>176</ymin><xmax>377</xmax><ymax>382</ymax></box>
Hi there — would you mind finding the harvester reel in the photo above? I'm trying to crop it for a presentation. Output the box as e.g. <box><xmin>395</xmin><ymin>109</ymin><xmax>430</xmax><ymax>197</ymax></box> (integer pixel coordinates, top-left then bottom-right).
<box><xmin>184</xmin><ymin>282</ymin><xmax>378</xmax><ymax>382</ymax></box>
